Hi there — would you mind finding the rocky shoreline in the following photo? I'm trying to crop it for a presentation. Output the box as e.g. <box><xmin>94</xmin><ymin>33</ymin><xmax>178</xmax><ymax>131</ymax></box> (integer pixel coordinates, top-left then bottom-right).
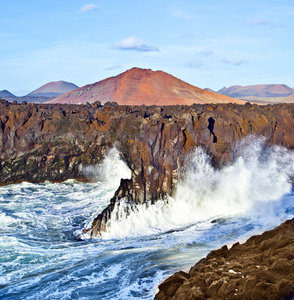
<box><xmin>1</xmin><ymin>99</ymin><xmax>294</xmax><ymax>236</ymax></box>
<box><xmin>1</xmin><ymin>99</ymin><xmax>294</xmax><ymax>298</ymax></box>
<box><xmin>155</xmin><ymin>218</ymin><xmax>294</xmax><ymax>300</ymax></box>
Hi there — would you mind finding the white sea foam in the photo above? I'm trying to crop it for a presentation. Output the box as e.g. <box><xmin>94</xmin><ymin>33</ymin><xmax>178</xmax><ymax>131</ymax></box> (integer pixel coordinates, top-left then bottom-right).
<box><xmin>0</xmin><ymin>276</ymin><xmax>8</xmax><ymax>286</ymax></box>
<box><xmin>0</xmin><ymin>236</ymin><xmax>26</xmax><ymax>248</ymax></box>
<box><xmin>117</xmin><ymin>268</ymin><xmax>165</xmax><ymax>300</ymax></box>
<box><xmin>0</xmin><ymin>212</ymin><xmax>16</xmax><ymax>229</ymax></box>
<box><xmin>100</xmin><ymin>137</ymin><xmax>294</xmax><ymax>239</ymax></box>
<box><xmin>83</xmin><ymin>148</ymin><xmax>132</xmax><ymax>190</ymax></box>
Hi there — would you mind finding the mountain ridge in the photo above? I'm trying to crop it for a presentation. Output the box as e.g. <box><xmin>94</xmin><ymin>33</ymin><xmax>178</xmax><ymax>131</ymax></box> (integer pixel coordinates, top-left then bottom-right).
<box><xmin>28</xmin><ymin>81</ymin><xmax>78</xmax><ymax>97</ymax></box>
<box><xmin>0</xmin><ymin>90</ymin><xmax>16</xmax><ymax>98</ymax></box>
<box><xmin>48</xmin><ymin>68</ymin><xmax>245</xmax><ymax>105</ymax></box>
<box><xmin>218</xmin><ymin>84</ymin><xmax>294</xmax><ymax>98</ymax></box>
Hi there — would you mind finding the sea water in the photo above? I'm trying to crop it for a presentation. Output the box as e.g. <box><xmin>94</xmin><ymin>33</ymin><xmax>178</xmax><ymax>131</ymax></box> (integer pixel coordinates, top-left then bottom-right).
<box><xmin>1</xmin><ymin>138</ymin><xmax>294</xmax><ymax>299</ymax></box>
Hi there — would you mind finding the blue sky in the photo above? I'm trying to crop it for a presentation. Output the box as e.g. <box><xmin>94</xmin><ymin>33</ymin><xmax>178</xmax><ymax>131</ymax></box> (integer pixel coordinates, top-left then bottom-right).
<box><xmin>1</xmin><ymin>0</ymin><xmax>294</xmax><ymax>95</ymax></box>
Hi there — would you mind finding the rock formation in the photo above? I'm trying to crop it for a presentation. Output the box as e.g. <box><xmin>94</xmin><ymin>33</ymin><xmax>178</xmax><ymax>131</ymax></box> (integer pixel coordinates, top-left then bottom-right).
<box><xmin>155</xmin><ymin>218</ymin><xmax>294</xmax><ymax>300</ymax></box>
<box><xmin>1</xmin><ymin>99</ymin><xmax>294</xmax><ymax>238</ymax></box>
<box><xmin>47</xmin><ymin>68</ymin><xmax>245</xmax><ymax>106</ymax></box>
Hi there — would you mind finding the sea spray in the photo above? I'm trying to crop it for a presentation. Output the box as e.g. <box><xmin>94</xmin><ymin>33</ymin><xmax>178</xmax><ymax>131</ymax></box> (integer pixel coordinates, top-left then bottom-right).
<box><xmin>77</xmin><ymin>148</ymin><xmax>132</xmax><ymax>234</ymax></box>
<box><xmin>82</xmin><ymin>148</ymin><xmax>132</xmax><ymax>190</ymax></box>
<box><xmin>99</xmin><ymin>137</ymin><xmax>294</xmax><ymax>239</ymax></box>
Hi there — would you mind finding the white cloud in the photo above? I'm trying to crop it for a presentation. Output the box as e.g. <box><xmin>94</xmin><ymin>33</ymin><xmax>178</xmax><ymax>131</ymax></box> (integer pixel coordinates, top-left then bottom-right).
<box><xmin>222</xmin><ymin>59</ymin><xmax>248</xmax><ymax>66</ymax></box>
<box><xmin>186</xmin><ymin>61</ymin><xmax>202</xmax><ymax>68</ymax></box>
<box><xmin>105</xmin><ymin>65</ymin><xmax>122</xmax><ymax>71</ymax></box>
<box><xmin>114</xmin><ymin>37</ymin><xmax>159</xmax><ymax>52</ymax></box>
<box><xmin>80</xmin><ymin>4</ymin><xmax>99</xmax><ymax>13</ymax></box>
<box><xmin>248</xmin><ymin>19</ymin><xmax>283</xmax><ymax>28</ymax></box>
<box><xmin>250</xmin><ymin>19</ymin><xmax>271</xmax><ymax>26</ymax></box>
<box><xmin>176</xmin><ymin>33</ymin><xmax>194</xmax><ymax>39</ymax></box>
<box><xmin>169</xmin><ymin>8</ymin><xmax>195</xmax><ymax>20</ymax></box>
<box><xmin>197</xmin><ymin>50</ymin><xmax>214</xmax><ymax>56</ymax></box>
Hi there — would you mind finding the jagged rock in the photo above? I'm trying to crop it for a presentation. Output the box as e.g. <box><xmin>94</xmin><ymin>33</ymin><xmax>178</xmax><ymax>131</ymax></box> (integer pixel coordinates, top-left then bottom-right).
<box><xmin>155</xmin><ymin>219</ymin><xmax>294</xmax><ymax>300</ymax></box>
<box><xmin>1</xmin><ymin>99</ymin><xmax>294</xmax><ymax>236</ymax></box>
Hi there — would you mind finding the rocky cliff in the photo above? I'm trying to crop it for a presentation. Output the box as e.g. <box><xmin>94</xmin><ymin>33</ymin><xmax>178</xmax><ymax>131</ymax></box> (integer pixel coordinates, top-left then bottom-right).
<box><xmin>155</xmin><ymin>218</ymin><xmax>294</xmax><ymax>300</ymax></box>
<box><xmin>0</xmin><ymin>99</ymin><xmax>294</xmax><ymax>237</ymax></box>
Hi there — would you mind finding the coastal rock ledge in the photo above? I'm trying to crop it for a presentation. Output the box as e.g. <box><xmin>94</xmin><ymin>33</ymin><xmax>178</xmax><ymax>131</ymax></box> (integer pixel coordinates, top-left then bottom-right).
<box><xmin>155</xmin><ymin>218</ymin><xmax>294</xmax><ymax>300</ymax></box>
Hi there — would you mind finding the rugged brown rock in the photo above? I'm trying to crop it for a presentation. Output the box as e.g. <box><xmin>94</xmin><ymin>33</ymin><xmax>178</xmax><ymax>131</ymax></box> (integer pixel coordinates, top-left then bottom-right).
<box><xmin>155</xmin><ymin>218</ymin><xmax>294</xmax><ymax>300</ymax></box>
<box><xmin>47</xmin><ymin>68</ymin><xmax>245</xmax><ymax>106</ymax></box>
<box><xmin>0</xmin><ymin>99</ymin><xmax>294</xmax><ymax>237</ymax></box>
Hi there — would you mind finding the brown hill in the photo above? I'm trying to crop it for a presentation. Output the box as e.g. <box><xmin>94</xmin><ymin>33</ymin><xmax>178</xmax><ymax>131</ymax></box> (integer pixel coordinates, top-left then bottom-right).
<box><xmin>48</xmin><ymin>68</ymin><xmax>244</xmax><ymax>105</ymax></box>
<box><xmin>28</xmin><ymin>81</ymin><xmax>78</xmax><ymax>98</ymax></box>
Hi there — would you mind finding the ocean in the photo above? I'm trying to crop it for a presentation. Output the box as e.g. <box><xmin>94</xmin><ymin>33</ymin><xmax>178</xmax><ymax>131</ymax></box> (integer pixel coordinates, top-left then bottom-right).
<box><xmin>1</xmin><ymin>138</ymin><xmax>294</xmax><ymax>299</ymax></box>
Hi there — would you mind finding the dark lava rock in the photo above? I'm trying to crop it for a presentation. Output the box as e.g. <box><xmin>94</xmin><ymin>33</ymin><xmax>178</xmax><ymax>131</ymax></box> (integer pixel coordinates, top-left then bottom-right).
<box><xmin>155</xmin><ymin>218</ymin><xmax>294</xmax><ymax>300</ymax></box>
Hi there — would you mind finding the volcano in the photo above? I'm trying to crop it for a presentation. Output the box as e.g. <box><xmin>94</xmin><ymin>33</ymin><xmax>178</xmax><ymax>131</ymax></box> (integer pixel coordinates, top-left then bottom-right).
<box><xmin>28</xmin><ymin>81</ymin><xmax>78</xmax><ymax>98</ymax></box>
<box><xmin>48</xmin><ymin>68</ymin><xmax>244</xmax><ymax>105</ymax></box>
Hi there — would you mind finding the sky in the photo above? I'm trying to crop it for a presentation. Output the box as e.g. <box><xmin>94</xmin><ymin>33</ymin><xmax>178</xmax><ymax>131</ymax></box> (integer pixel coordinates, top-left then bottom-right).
<box><xmin>1</xmin><ymin>0</ymin><xmax>294</xmax><ymax>96</ymax></box>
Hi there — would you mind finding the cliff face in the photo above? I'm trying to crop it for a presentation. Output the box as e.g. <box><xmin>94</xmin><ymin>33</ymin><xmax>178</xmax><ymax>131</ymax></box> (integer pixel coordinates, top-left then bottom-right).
<box><xmin>155</xmin><ymin>218</ymin><xmax>294</xmax><ymax>300</ymax></box>
<box><xmin>1</xmin><ymin>99</ymin><xmax>294</xmax><ymax>237</ymax></box>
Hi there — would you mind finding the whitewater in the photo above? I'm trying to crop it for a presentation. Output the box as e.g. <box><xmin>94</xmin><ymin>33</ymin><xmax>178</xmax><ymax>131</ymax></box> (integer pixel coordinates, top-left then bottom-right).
<box><xmin>1</xmin><ymin>138</ymin><xmax>294</xmax><ymax>299</ymax></box>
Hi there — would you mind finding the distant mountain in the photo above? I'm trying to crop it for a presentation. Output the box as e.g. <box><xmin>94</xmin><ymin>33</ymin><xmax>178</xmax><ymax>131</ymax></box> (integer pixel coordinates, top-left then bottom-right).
<box><xmin>48</xmin><ymin>68</ymin><xmax>244</xmax><ymax>105</ymax></box>
<box><xmin>218</xmin><ymin>84</ymin><xmax>294</xmax><ymax>98</ymax></box>
<box><xmin>0</xmin><ymin>82</ymin><xmax>79</xmax><ymax>104</ymax></box>
<box><xmin>28</xmin><ymin>81</ymin><xmax>79</xmax><ymax>98</ymax></box>
<box><xmin>204</xmin><ymin>88</ymin><xmax>215</xmax><ymax>93</ymax></box>
<box><xmin>0</xmin><ymin>90</ymin><xmax>16</xmax><ymax>99</ymax></box>
<box><xmin>217</xmin><ymin>85</ymin><xmax>242</xmax><ymax>96</ymax></box>
<box><xmin>282</xmin><ymin>93</ymin><xmax>294</xmax><ymax>103</ymax></box>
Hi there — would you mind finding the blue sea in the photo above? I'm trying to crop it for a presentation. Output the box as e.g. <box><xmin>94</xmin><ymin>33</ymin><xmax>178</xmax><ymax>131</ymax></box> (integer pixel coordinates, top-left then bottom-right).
<box><xmin>1</xmin><ymin>139</ymin><xmax>294</xmax><ymax>299</ymax></box>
